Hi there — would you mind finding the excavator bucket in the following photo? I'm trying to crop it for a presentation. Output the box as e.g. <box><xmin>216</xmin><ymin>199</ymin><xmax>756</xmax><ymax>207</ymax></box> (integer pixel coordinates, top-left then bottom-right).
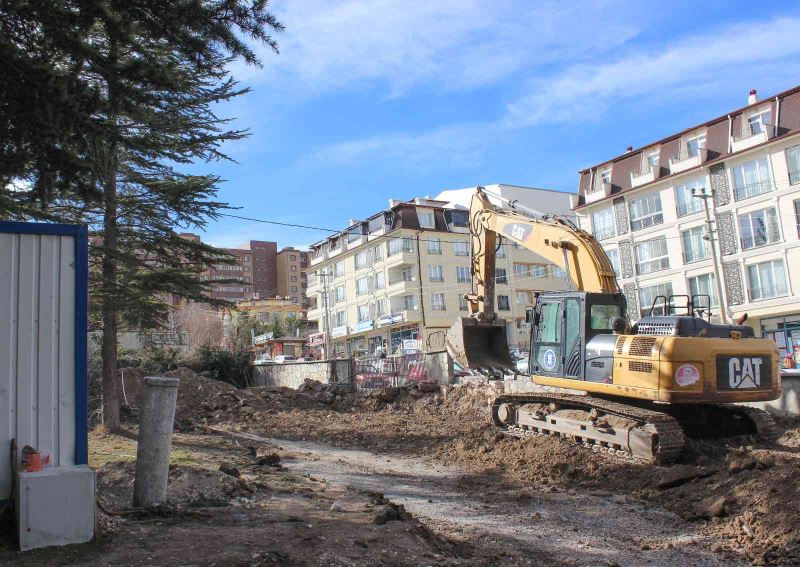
<box><xmin>446</xmin><ymin>317</ymin><xmax>515</xmax><ymax>371</ymax></box>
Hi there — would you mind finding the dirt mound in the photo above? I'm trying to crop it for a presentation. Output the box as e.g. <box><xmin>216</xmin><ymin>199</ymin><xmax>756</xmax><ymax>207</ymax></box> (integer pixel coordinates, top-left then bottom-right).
<box><xmin>166</xmin><ymin>367</ymin><xmax>242</xmax><ymax>428</ymax></box>
<box><xmin>97</xmin><ymin>460</ymin><xmax>264</xmax><ymax>510</ymax></box>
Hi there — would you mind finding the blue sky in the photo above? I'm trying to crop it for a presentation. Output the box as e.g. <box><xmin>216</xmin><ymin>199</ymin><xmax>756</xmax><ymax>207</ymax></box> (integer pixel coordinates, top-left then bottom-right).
<box><xmin>196</xmin><ymin>0</ymin><xmax>800</xmax><ymax>249</ymax></box>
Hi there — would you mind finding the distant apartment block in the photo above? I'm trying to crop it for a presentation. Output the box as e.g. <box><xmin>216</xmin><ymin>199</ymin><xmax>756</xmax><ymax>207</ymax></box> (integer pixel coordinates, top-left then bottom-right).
<box><xmin>573</xmin><ymin>85</ymin><xmax>800</xmax><ymax>359</ymax></box>
<box><xmin>276</xmin><ymin>247</ymin><xmax>309</xmax><ymax>305</ymax></box>
<box><xmin>305</xmin><ymin>186</ymin><xmax>573</xmax><ymax>357</ymax></box>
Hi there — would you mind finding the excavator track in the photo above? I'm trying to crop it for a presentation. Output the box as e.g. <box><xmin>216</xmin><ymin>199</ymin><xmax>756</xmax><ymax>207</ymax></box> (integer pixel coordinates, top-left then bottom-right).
<box><xmin>492</xmin><ymin>393</ymin><xmax>685</xmax><ymax>464</ymax></box>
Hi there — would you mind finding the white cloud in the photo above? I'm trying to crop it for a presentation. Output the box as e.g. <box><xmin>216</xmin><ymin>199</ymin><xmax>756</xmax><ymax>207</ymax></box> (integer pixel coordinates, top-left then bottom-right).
<box><xmin>505</xmin><ymin>16</ymin><xmax>800</xmax><ymax>126</ymax></box>
<box><xmin>237</xmin><ymin>0</ymin><xmax>642</xmax><ymax>97</ymax></box>
<box><xmin>307</xmin><ymin>121</ymin><xmax>499</xmax><ymax>170</ymax></box>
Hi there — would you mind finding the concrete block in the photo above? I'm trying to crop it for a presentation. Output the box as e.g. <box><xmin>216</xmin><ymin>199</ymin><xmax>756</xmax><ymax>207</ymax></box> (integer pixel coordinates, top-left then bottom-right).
<box><xmin>741</xmin><ymin>374</ymin><xmax>800</xmax><ymax>417</ymax></box>
<box><xmin>17</xmin><ymin>465</ymin><xmax>95</xmax><ymax>551</ymax></box>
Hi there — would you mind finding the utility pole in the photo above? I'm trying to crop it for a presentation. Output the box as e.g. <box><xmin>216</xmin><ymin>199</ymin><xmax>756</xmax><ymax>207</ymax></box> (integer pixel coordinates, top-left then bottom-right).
<box><xmin>319</xmin><ymin>270</ymin><xmax>333</xmax><ymax>359</ymax></box>
<box><xmin>692</xmin><ymin>186</ymin><xmax>729</xmax><ymax>324</ymax></box>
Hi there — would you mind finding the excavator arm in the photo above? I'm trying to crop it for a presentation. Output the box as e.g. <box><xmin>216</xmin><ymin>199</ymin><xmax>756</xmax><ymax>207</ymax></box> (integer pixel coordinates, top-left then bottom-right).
<box><xmin>447</xmin><ymin>186</ymin><xmax>619</xmax><ymax>370</ymax></box>
<box><xmin>466</xmin><ymin>187</ymin><xmax>618</xmax><ymax>319</ymax></box>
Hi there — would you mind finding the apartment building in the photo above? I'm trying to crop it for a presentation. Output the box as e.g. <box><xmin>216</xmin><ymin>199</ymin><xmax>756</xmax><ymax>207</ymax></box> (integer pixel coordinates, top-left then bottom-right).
<box><xmin>238</xmin><ymin>240</ymin><xmax>278</xmax><ymax>299</ymax></box>
<box><xmin>276</xmin><ymin>247</ymin><xmax>309</xmax><ymax>304</ymax></box>
<box><xmin>306</xmin><ymin>188</ymin><xmax>573</xmax><ymax>358</ymax></box>
<box><xmin>573</xmin><ymin>86</ymin><xmax>800</xmax><ymax>360</ymax></box>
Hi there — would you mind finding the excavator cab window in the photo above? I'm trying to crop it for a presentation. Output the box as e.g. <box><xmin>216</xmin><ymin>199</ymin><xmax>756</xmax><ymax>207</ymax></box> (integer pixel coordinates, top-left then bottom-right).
<box><xmin>533</xmin><ymin>301</ymin><xmax>563</xmax><ymax>376</ymax></box>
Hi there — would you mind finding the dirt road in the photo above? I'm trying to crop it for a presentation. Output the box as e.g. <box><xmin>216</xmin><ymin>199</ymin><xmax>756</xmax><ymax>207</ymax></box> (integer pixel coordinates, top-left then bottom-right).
<box><xmin>231</xmin><ymin>430</ymin><xmax>743</xmax><ymax>567</ymax></box>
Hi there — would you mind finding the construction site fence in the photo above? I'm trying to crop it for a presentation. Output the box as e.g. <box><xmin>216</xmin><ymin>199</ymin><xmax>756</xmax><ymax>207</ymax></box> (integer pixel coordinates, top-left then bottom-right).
<box><xmin>352</xmin><ymin>350</ymin><xmax>453</xmax><ymax>390</ymax></box>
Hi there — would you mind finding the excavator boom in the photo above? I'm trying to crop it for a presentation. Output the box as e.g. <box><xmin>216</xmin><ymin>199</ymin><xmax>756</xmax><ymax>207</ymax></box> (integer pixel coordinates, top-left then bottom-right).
<box><xmin>447</xmin><ymin>186</ymin><xmax>618</xmax><ymax>370</ymax></box>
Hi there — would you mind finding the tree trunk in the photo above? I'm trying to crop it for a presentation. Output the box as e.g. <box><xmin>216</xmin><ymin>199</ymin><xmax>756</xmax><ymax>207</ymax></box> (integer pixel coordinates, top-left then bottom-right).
<box><xmin>101</xmin><ymin>166</ymin><xmax>120</xmax><ymax>431</ymax></box>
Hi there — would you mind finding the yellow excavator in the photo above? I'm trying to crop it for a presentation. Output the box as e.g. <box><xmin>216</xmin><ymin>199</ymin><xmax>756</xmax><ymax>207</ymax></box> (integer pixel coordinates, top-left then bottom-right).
<box><xmin>446</xmin><ymin>187</ymin><xmax>780</xmax><ymax>463</ymax></box>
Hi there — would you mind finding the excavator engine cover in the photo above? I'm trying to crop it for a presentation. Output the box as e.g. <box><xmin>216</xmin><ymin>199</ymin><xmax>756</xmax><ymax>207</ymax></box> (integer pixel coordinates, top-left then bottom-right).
<box><xmin>446</xmin><ymin>317</ymin><xmax>515</xmax><ymax>371</ymax></box>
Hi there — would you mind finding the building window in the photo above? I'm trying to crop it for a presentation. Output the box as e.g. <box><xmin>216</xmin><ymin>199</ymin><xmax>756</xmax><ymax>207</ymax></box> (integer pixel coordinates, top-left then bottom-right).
<box><xmin>497</xmin><ymin>245</ymin><xmax>507</xmax><ymax>258</ymax></box>
<box><xmin>334</xmin><ymin>310</ymin><xmax>347</xmax><ymax>327</ymax></box>
<box><xmin>600</xmin><ymin>169</ymin><xmax>611</xmax><ymax>185</ymax></box>
<box><xmin>428</xmin><ymin>264</ymin><xmax>444</xmax><ymax>282</ymax></box>
<box><xmin>787</xmin><ymin>145</ymin><xmax>800</xmax><ymax>186</ymax></box>
<box><xmin>638</xmin><ymin>282</ymin><xmax>674</xmax><ymax>317</ymax></box>
<box><xmin>605</xmin><ymin>248</ymin><xmax>621</xmax><ymax>277</ymax></box>
<box><xmin>354</xmin><ymin>251</ymin><xmax>369</xmax><ymax>270</ymax></box>
<box><xmin>495</xmin><ymin>268</ymin><xmax>508</xmax><ymax>284</ymax></box>
<box><xmin>458</xmin><ymin>295</ymin><xmax>468</xmax><ymax>311</ymax></box>
<box><xmin>427</xmin><ymin>238</ymin><xmax>442</xmax><ymax>254</ymax></box>
<box><xmin>591</xmin><ymin>207</ymin><xmax>616</xmax><ymax>240</ymax></box>
<box><xmin>373</xmin><ymin>245</ymin><xmax>384</xmax><ymax>262</ymax></box>
<box><xmin>335</xmin><ymin>285</ymin><xmax>345</xmax><ymax>303</ymax></box>
<box><xmin>551</xmin><ymin>266</ymin><xmax>566</xmax><ymax>279</ymax></box>
<box><xmin>291</xmin><ymin>265</ymin><xmax>297</xmax><ymax>272</ymax></box>
<box><xmin>291</xmin><ymin>285</ymin><xmax>298</xmax><ymax>292</ymax></box>
<box><xmin>747</xmin><ymin>259</ymin><xmax>788</xmax><ymax>301</ymax></box>
<box><xmin>454</xmin><ymin>240</ymin><xmax>469</xmax><ymax>256</ymax></box>
<box><xmin>357</xmin><ymin>303</ymin><xmax>370</xmax><ymax>322</ymax></box>
<box><xmin>513</xmin><ymin>263</ymin><xmax>529</xmax><ymax>277</ymax></box>
<box><xmin>795</xmin><ymin>200</ymin><xmax>800</xmax><ymax>238</ymax></box>
<box><xmin>732</xmin><ymin>157</ymin><xmax>772</xmax><ymax>201</ymax></box>
<box><xmin>497</xmin><ymin>295</ymin><xmax>510</xmax><ymax>310</ymax></box>
<box><xmin>373</xmin><ymin>271</ymin><xmax>385</xmax><ymax>290</ymax></box>
<box><xmin>739</xmin><ymin>207</ymin><xmax>780</xmax><ymax>250</ymax></box>
<box><xmin>376</xmin><ymin>298</ymin><xmax>388</xmax><ymax>317</ymax></box>
<box><xmin>356</xmin><ymin>276</ymin><xmax>369</xmax><ymax>296</ymax></box>
<box><xmin>646</xmin><ymin>151</ymin><xmax>659</xmax><ymax>168</ymax></box>
<box><xmin>404</xmin><ymin>294</ymin><xmax>417</xmax><ymax>310</ymax></box>
<box><xmin>334</xmin><ymin>261</ymin><xmax>345</xmax><ymax>278</ymax></box>
<box><xmin>629</xmin><ymin>193</ymin><xmax>664</xmax><ymax>231</ymax></box>
<box><xmin>456</xmin><ymin>265</ymin><xmax>471</xmax><ymax>283</ymax></box>
<box><xmin>688</xmin><ymin>273</ymin><xmax>717</xmax><ymax>307</ymax></box>
<box><xmin>431</xmin><ymin>293</ymin><xmax>446</xmax><ymax>311</ymax></box>
<box><xmin>388</xmin><ymin>237</ymin><xmax>414</xmax><ymax>256</ymax></box>
<box><xmin>685</xmin><ymin>134</ymin><xmax>706</xmax><ymax>158</ymax></box>
<box><xmin>243</xmin><ymin>255</ymin><xmax>251</xmax><ymax>262</ymax></box>
<box><xmin>635</xmin><ymin>236</ymin><xmax>669</xmax><ymax>275</ymax></box>
<box><xmin>515</xmin><ymin>291</ymin><xmax>531</xmax><ymax>304</ymax></box>
<box><xmin>747</xmin><ymin>110</ymin><xmax>771</xmax><ymax>136</ymax></box>
<box><xmin>681</xmin><ymin>226</ymin><xmax>709</xmax><ymax>263</ymax></box>
<box><xmin>675</xmin><ymin>177</ymin><xmax>705</xmax><ymax>217</ymax></box>
<box><xmin>290</xmin><ymin>254</ymin><xmax>297</xmax><ymax>261</ymax></box>
<box><xmin>291</xmin><ymin>275</ymin><xmax>298</xmax><ymax>282</ymax></box>
<box><xmin>417</xmin><ymin>210</ymin><xmax>435</xmax><ymax>228</ymax></box>
<box><xmin>532</xmin><ymin>265</ymin><xmax>547</xmax><ymax>278</ymax></box>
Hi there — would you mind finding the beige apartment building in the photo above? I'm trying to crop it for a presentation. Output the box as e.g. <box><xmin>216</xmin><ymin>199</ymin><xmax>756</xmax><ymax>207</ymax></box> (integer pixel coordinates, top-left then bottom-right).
<box><xmin>306</xmin><ymin>188</ymin><xmax>573</xmax><ymax>357</ymax></box>
<box><xmin>572</xmin><ymin>86</ymin><xmax>800</xmax><ymax>361</ymax></box>
<box><xmin>276</xmin><ymin>247</ymin><xmax>309</xmax><ymax>305</ymax></box>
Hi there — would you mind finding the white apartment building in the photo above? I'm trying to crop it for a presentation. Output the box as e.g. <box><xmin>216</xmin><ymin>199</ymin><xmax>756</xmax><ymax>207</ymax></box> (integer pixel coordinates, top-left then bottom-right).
<box><xmin>306</xmin><ymin>188</ymin><xmax>573</xmax><ymax>357</ymax></box>
<box><xmin>573</xmin><ymin>86</ymin><xmax>800</xmax><ymax>362</ymax></box>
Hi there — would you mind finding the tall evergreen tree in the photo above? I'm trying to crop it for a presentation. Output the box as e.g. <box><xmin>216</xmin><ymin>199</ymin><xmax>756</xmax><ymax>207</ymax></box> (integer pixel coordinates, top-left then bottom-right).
<box><xmin>0</xmin><ymin>2</ymin><xmax>283</xmax><ymax>430</ymax></box>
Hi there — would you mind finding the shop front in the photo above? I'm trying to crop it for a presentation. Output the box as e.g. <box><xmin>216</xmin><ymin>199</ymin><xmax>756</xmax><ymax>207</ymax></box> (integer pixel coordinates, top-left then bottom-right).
<box><xmin>759</xmin><ymin>313</ymin><xmax>800</xmax><ymax>367</ymax></box>
<box><xmin>390</xmin><ymin>324</ymin><xmax>419</xmax><ymax>355</ymax></box>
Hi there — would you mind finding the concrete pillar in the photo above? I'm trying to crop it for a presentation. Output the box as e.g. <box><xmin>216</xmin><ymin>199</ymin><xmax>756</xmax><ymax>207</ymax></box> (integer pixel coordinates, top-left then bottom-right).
<box><xmin>133</xmin><ymin>376</ymin><xmax>179</xmax><ymax>508</ymax></box>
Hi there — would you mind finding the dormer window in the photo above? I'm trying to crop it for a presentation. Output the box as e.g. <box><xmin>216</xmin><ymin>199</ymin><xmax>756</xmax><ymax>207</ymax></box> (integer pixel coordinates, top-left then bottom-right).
<box><xmin>417</xmin><ymin>209</ymin><xmax>435</xmax><ymax>228</ymax></box>
<box><xmin>686</xmin><ymin>134</ymin><xmax>706</xmax><ymax>158</ymax></box>
<box><xmin>646</xmin><ymin>151</ymin><xmax>659</xmax><ymax>168</ymax></box>
<box><xmin>600</xmin><ymin>169</ymin><xmax>611</xmax><ymax>184</ymax></box>
<box><xmin>747</xmin><ymin>109</ymin><xmax>771</xmax><ymax>136</ymax></box>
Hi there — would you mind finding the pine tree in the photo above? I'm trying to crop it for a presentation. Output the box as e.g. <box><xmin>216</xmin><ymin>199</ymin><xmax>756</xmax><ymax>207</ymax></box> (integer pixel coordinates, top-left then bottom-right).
<box><xmin>0</xmin><ymin>2</ymin><xmax>283</xmax><ymax>430</ymax></box>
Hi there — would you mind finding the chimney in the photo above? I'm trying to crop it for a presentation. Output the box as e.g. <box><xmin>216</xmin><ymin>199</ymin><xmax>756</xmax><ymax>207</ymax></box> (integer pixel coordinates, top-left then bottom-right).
<box><xmin>748</xmin><ymin>89</ymin><xmax>758</xmax><ymax>105</ymax></box>
<box><xmin>626</xmin><ymin>146</ymin><xmax>633</xmax><ymax>152</ymax></box>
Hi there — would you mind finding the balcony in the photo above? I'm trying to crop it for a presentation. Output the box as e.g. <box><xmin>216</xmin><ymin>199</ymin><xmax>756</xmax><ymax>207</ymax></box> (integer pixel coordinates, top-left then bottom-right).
<box><xmin>748</xmin><ymin>284</ymin><xmax>789</xmax><ymax>302</ymax></box>
<box><xmin>585</xmin><ymin>180</ymin><xmax>612</xmax><ymax>205</ymax></box>
<box><xmin>375</xmin><ymin>308</ymin><xmax>421</xmax><ymax>328</ymax></box>
<box><xmin>669</xmin><ymin>148</ymin><xmax>707</xmax><ymax>174</ymax></box>
<box><xmin>630</xmin><ymin>166</ymin><xmax>655</xmax><ymax>188</ymax></box>
<box><xmin>383</xmin><ymin>249</ymin><xmax>416</xmax><ymax>268</ymax></box>
<box><xmin>731</xmin><ymin>123</ymin><xmax>774</xmax><ymax>153</ymax></box>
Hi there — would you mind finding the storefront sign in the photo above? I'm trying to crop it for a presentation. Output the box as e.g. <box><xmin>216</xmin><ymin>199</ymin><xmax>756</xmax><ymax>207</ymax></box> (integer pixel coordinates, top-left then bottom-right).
<box><xmin>403</xmin><ymin>339</ymin><xmax>420</xmax><ymax>352</ymax></box>
<box><xmin>307</xmin><ymin>332</ymin><xmax>326</xmax><ymax>346</ymax></box>
<box><xmin>350</xmin><ymin>320</ymin><xmax>374</xmax><ymax>334</ymax></box>
<box><xmin>253</xmin><ymin>332</ymin><xmax>273</xmax><ymax>345</ymax></box>
<box><xmin>331</xmin><ymin>325</ymin><xmax>348</xmax><ymax>338</ymax></box>
<box><xmin>377</xmin><ymin>313</ymin><xmax>404</xmax><ymax>327</ymax></box>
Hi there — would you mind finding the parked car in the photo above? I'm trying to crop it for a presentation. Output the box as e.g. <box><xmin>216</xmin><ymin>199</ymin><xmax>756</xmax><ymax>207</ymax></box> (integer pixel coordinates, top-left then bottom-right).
<box><xmin>271</xmin><ymin>355</ymin><xmax>297</xmax><ymax>364</ymax></box>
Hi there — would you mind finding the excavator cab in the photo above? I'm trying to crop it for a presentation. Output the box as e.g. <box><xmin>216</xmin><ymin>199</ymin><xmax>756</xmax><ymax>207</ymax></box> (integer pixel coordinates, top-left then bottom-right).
<box><xmin>528</xmin><ymin>291</ymin><xmax>626</xmax><ymax>380</ymax></box>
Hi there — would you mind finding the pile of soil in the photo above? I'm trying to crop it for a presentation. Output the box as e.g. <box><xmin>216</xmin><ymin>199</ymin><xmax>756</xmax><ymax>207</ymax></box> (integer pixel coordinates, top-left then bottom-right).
<box><xmin>97</xmin><ymin>460</ymin><xmax>268</xmax><ymax>511</ymax></box>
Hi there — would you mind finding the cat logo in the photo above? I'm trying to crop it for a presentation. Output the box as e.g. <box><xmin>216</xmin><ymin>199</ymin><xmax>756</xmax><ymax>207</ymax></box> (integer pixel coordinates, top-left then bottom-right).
<box><xmin>502</xmin><ymin>223</ymin><xmax>532</xmax><ymax>242</ymax></box>
<box><xmin>716</xmin><ymin>355</ymin><xmax>771</xmax><ymax>391</ymax></box>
